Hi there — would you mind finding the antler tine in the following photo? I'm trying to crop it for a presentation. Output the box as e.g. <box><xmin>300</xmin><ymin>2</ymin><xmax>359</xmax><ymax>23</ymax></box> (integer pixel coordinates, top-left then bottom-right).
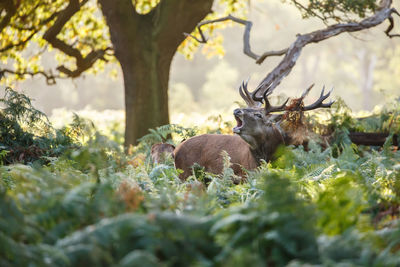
<box><xmin>303</xmin><ymin>86</ymin><xmax>335</xmax><ymax>111</ymax></box>
<box><xmin>251</xmin><ymin>86</ymin><xmax>264</xmax><ymax>102</ymax></box>
<box><xmin>238</xmin><ymin>79</ymin><xmax>262</xmax><ymax>107</ymax></box>
<box><xmin>300</xmin><ymin>83</ymin><xmax>315</xmax><ymax>99</ymax></box>
<box><xmin>238</xmin><ymin>81</ymin><xmax>250</xmax><ymax>103</ymax></box>
<box><xmin>263</xmin><ymin>88</ymin><xmax>289</xmax><ymax>113</ymax></box>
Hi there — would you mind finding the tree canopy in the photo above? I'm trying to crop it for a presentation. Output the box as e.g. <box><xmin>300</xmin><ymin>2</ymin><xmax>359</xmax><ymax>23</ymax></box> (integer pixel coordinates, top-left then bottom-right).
<box><xmin>0</xmin><ymin>0</ymin><xmax>245</xmax><ymax>84</ymax></box>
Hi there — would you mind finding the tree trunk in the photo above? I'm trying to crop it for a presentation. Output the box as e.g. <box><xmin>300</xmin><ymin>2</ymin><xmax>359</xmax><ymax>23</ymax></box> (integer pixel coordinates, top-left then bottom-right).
<box><xmin>122</xmin><ymin>39</ymin><xmax>174</xmax><ymax>147</ymax></box>
<box><xmin>98</xmin><ymin>0</ymin><xmax>214</xmax><ymax>146</ymax></box>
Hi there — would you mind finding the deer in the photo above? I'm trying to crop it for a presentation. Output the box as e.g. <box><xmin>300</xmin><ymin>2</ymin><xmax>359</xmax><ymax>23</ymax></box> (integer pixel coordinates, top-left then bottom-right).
<box><xmin>171</xmin><ymin>81</ymin><xmax>334</xmax><ymax>181</ymax></box>
<box><xmin>150</xmin><ymin>143</ymin><xmax>175</xmax><ymax>164</ymax></box>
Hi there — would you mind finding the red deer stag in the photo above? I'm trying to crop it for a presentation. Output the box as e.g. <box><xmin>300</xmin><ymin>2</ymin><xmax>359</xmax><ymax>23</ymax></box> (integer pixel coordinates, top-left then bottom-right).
<box><xmin>172</xmin><ymin>82</ymin><xmax>334</xmax><ymax>181</ymax></box>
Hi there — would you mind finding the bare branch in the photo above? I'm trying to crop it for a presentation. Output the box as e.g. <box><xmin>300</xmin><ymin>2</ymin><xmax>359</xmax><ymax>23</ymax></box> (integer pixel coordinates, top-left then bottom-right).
<box><xmin>253</xmin><ymin>0</ymin><xmax>397</xmax><ymax>97</ymax></box>
<box><xmin>385</xmin><ymin>9</ymin><xmax>400</xmax><ymax>38</ymax></box>
<box><xmin>189</xmin><ymin>0</ymin><xmax>398</xmax><ymax>100</ymax></box>
<box><xmin>256</xmin><ymin>48</ymin><xmax>288</xmax><ymax>64</ymax></box>
<box><xmin>184</xmin><ymin>14</ymin><xmax>259</xmax><ymax>60</ymax></box>
<box><xmin>185</xmin><ymin>14</ymin><xmax>291</xmax><ymax>64</ymax></box>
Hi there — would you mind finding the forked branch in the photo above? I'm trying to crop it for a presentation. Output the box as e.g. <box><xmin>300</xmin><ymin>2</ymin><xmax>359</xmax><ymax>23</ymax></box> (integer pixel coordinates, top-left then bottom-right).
<box><xmin>186</xmin><ymin>0</ymin><xmax>399</xmax><ymax>99</ymax></box>
<box><xmin>184</xmin><ymin>15</ymin><xmax>258</xmax><ymax>60</ymax></box>
<box><xmin>385</xmin><ymin>9</ymin><xmax>400</xmax><ymax>38</ymax></box>
<box><xmin>255</xmin><ymin>0</ymin><xmax>398</xmax><ymax>97</ymax></box>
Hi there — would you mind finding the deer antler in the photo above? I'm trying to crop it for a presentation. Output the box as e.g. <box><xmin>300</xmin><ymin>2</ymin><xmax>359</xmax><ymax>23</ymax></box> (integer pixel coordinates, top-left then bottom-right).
<box><xmin>239</xmin><ymin>79</ymin><xmax>290</xmax><ymax>112</ymax></box>
<box><xmin>302</xmin><ymin>85</ymin><xmax>334</xmax><ymax>111</ymax></box>
<box><xmin>239</xmin><ymin>80</ymin><xmax>333</xmax><ymax>113</ymax></box>
<box><xmin>238</xmin><ymin>80</ymin><xmax>262</xmax><ymax>108</ymax></box>
<box><xmin>286</xmin><ymin>84</ymin><xmax>334</xmax><ymax>112</ymax></box>
<box><xmin>263</xmin><ymin>87</ymin><xmax>289</xmax><ymax>113</ymax></box>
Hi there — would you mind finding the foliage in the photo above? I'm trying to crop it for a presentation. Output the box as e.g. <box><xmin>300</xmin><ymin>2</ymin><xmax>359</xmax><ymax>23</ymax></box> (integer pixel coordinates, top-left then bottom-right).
<box><xmin>0</xmin><ymin>0</ymin><xmax>385</xmax><ymax>83</ymax></box>
<box><xmin>0</xmin><ymin>0</ymin><xmax>251</xmax><ymax>83</ymax></box>
<box><xmin>1</xmin><ymin>91</ymin><xmax>400</xmax><ymax>266</ymax></box>
<box><xmin>0</xmin><ymin>87</ymin><xmax>79</xmax><ymax>164</ymax></box>
<box><xmin>288</xmin><ymin>0</ymin><xmax>378</xmax><ymax>23</ymax></box>
<box><xmin>0</xmin><ymin>92</ymin><xmax>400</xmax><ymax>266</ymax></box>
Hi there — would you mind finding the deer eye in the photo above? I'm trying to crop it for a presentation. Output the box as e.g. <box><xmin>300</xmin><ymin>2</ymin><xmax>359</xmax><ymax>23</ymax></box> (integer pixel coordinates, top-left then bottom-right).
<box><xmin>254</xmin><ymin>113</ymin><xmax>263</xmax><ymax>119</ymax></box>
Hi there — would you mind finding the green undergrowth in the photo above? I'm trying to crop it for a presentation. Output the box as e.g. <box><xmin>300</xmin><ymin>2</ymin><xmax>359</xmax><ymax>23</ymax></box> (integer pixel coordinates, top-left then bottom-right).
<box><xmin>1</xmin><ymin>89</ymin><xmax>400</xmax><ymax>266</ymax></box>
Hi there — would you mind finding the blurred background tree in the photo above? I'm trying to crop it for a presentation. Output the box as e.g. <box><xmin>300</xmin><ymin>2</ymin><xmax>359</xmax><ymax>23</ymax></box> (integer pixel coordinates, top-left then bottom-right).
<box><xmin>0</xmin><ymin>0</ymin><xmax>399</xmax><ymax>146</ymax></box>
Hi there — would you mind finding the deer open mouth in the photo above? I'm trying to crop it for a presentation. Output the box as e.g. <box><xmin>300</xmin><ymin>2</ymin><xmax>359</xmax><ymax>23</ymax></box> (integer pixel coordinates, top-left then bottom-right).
<box><xmin>233</xmin><ymin>115</ymin><xmax>244</xmax><ymax>133</ymax></box>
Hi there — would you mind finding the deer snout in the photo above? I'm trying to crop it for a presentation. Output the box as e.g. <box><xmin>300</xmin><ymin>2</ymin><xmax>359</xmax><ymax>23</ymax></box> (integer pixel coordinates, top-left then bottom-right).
<box><xmin>233</xmin><ymin>109</ymin><xmax>243</xmax><ymax>116</ymax></box>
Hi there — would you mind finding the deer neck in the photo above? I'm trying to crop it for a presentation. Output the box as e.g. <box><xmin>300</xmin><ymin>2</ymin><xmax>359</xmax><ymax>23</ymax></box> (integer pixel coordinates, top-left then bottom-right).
<box><xmin>249</xmin><ymin>124</ymin><xmax>288</xmax><ymax>164</ymax></box>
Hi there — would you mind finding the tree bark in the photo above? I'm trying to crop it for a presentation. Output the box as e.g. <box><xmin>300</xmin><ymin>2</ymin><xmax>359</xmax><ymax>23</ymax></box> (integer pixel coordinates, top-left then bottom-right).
<box><xmin>123</xmin><ymin>37</ymin><xmax>173</xmax><ymax>148</ymax></box>
<box><xmin>98</xmin><ymin>0</ymin><xmax>213</xmax><ymax>146</ymax></box>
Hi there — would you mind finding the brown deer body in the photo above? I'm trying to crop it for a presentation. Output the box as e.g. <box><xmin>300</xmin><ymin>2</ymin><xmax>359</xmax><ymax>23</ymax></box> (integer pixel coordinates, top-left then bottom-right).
<box><xmin>162</xmin><ymin>82</ymin><xmax>333</xmax><ymax>181</ymax></box>
<box><xmin>174</xmin><ymin>112</ymin><xmax>288</xmax><ymax>180</ymax></box>
<box><xmin>174</xmin><ymin>134</ymin><xmax>257</xmax><ymax>180</ymax></box>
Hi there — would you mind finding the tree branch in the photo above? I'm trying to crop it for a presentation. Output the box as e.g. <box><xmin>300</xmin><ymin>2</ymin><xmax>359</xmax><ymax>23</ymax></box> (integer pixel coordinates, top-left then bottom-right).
<box><xmin>0</xmin><ymin>68</ymin><xmax>63</xmax><ymax>85</ymax></box>
<box><xmin>98</xmin><ymin>0</ymin><xmax>139</xmax><ymax>63</ymax></box>
<box><xmin>256</xmin><ymin>48</ymin><xmax>289</xmax><ymax>64</ymax></box>
<box><xmin>0</xmin><ymin>11</ymin><xmax>59</xmax><ymax>53</ymax></box>
<box><xmin>254</xmin><ymin>0</ymin><xmax>397</xmax><ymax>96</ymax></box>
<box><xmin>151</xmin><ymin>0</ymin><xmax>214</xmax><ymax>57</ymax></box>
<box><xmin>43</xmin><ymin>0</ymin><xmax>110</xmax><ymax>78</ymax></box>
<box><xmin>385</xmin><ymin>9</ymin><xmax>400</xmax><ymax>38</ymax></box>
<box><xmin>184</xmin><ymin>14</ymin><xmax>259</xmax><ymax>60</ymax></box>
<box><xmin>187</xmin><ymin>0</ymin><xmax>398</xmax><ymax>98</ymax></box>
<box><xmin>0</xmin><ymin>0</ymin><xmax>16</xmax><ymax>33</ymax></box>
<box><xmin>0</xmin><ymin>30</ymin><xmax>37</xmax><ymax>53</ymax></box>
<box><xmin>291</xmin><ymin>0</ymin><xmax>326</xmax><ymax>22</ymax></box>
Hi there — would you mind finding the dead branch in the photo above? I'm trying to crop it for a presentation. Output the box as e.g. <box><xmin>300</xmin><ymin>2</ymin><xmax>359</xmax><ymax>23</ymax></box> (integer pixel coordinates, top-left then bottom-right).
<box><xmin>187</xmin><ymin>0</ymin><xmax>399</xmax><ymax>98</ymax></box>
<box><xmin>256</xmin><ymin>48</ymin><xmax>288</xmax><ymax>64</ymax></box>
<box><xmin>254</xmin><ymin>0</ymin><xmax>398</xmax><ymax>97</ymax></box>
<box><xmin>184</xmin><ymin>14</ymin><xmax>259</xmax><ymax>60</ymax></box>
<box><xmin>385</xmin><ymin>9</ymin><xmax>400</xmax><ymax>38</ymax></box>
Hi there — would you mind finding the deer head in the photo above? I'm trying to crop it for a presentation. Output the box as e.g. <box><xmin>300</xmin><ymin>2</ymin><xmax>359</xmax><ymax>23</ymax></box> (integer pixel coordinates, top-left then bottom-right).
<box><xmin>233</xmin><ymin>81</ymin><xmax>334</xmax><ymax>161</ymax></box>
